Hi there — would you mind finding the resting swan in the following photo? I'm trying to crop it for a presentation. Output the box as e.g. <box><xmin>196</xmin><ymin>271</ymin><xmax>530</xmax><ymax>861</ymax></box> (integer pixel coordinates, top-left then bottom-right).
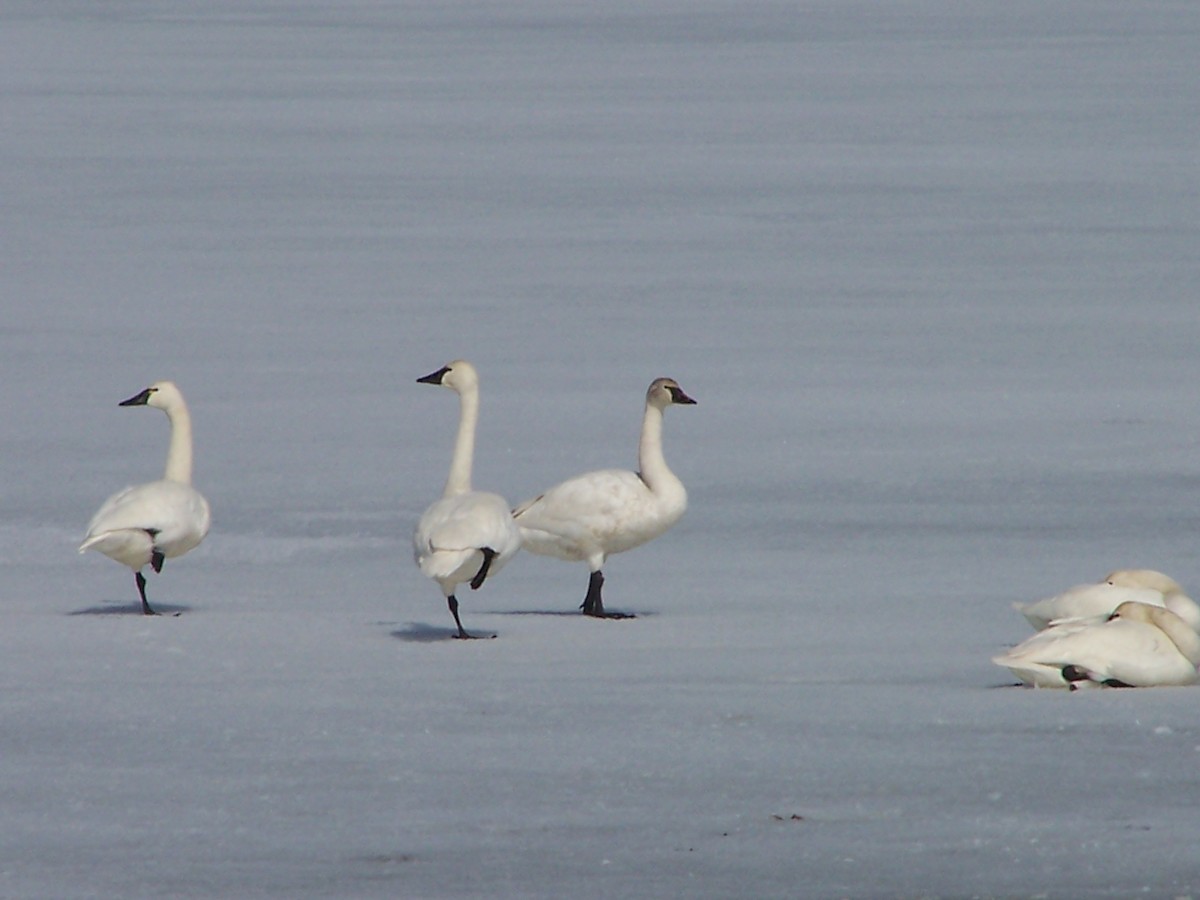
<box><xmin>79</xmin><ymin>381</ymin><xmax>212</xmax><ymax>615</ymax></box>
<box><xmin>1015</xmin><ymin>569</ymin><xmax>1200</xmax><ymax>632</ymax></box>
<box><xmin>413</xmin><ymin>360</ymin><xmax>521</xmax><ymax>639</ymax></box>
<box><xmin>512</xmin><ymin>377</ymin><xmax>695</xmax><ymax>618</ymax></box>
<box><xmin>993</xmin><ymin>601</ymin><xmax>1200</xmax><ymax>689</ymax></box>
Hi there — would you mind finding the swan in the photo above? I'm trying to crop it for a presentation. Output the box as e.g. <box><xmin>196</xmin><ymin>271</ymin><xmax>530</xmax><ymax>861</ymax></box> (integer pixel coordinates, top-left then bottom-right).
<box><xmin>512</xmin><ymin>377</ymin><xmax>695</xmax><ymax>619</ymax></box>
<box><xmin>993</xmin><ymin>601</ymin><xmax>1200</xmax><ymax>689</ymax></box>
<box><xmin>79</xmin><ymin>381</ymin><xmax>212</xmax><ymax>615</ymax></box>
<box><xmin>1015</xmin><ymin>569</ymin><xmax>1200</xmax><ymax>632</ymax></box>
<box><xmin>413</xmin><ymin>360</ymin><xmax>521</xmax><ymax>639</ymax></box>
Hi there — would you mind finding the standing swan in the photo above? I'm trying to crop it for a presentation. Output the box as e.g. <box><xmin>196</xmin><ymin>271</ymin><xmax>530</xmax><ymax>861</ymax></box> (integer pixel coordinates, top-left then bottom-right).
<box><xmin>413</xmin><ymin>360</ymin><xmax>521</xmax><ymax>639</ymax></box>
<box><xmin>79</xmin><ymin>381</ymin><xmax>212</xmax><ymax>615</ymax></box>
<box><xmin>513</xmin><ymin>377</ymin><xmax>695</xmax><ymax>619</ymax></box>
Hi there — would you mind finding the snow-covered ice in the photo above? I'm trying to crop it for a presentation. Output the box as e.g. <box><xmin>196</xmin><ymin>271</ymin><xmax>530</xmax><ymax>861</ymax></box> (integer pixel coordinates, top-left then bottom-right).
<box><xmin>2</xmin><ymin>1</ymin><xmax>1200</xmax><ymax>897</ymax></box>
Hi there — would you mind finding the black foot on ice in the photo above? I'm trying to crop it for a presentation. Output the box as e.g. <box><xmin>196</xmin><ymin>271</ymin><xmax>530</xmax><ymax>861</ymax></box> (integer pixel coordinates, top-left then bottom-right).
<box><xmin>583</xmin><ymin>609</ymin><xmax>637</xmax><ymax>620</ymax></box>
<box><xmin>579</xmin><ymin>571</ymin><xmax>636</xmax><ymax>619</ymax></box>
<box><xmin>447</xmin><ymin>594</ymin><xmax>495</xmax><ymax>640</ymax></box>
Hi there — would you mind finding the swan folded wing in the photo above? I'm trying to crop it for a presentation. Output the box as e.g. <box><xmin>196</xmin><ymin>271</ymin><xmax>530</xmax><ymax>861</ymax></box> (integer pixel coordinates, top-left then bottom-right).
<box><xmin>81</xmin><ymin>481</ymin><xmax>211</xmax><ymax>559</ymax></box>
<box><xmin>515</xmin><ymin>470</ymin><xmax>652</xmax><ymax>544</ymax></box>
<box><xmin>415</xmin><ymin>493</ymin><xmax>518</xmax><ymax>575</ymax></box>
<box><xmin>995</xmin><ymin>619</ymin><xmax>1197</xmax><ymax>688</ymax></box>
<box><xmin>1016</xmin><ymin>583</ymin><xmax>1168</xmax><ymax>631</ymax></box>
<box><xmin>78</xmin><ymin>527</ymin><xmax>157</xmax><ymax>570</ymax></box>
<box><xmin>1092</xmin><ymin>624</ymin><xmax>1200</xmax><ymax>686</ymax></box>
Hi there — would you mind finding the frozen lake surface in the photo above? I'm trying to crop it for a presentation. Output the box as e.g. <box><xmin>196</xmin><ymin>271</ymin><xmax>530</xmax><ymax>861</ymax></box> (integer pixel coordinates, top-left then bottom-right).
<box><xmin>3</xmin><ymin>1</ymin><xmax>1200</xmax><ymax>897</ymax></box>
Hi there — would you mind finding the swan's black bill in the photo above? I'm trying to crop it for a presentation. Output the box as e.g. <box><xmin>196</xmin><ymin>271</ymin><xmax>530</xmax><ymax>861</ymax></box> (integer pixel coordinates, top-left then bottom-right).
<box><xmin>669</xmin><ymin>386</ymin><xmax>696</xmax><ymax>405</ymax></box>
<box><xmin>119</xmin><ymin>387</ymin><xmax>155</xmax><ymax>407</ymax></box>
<box><xmin>417</xmin><ymin>366</ymin><xmax>451</xmax><ymax>385</ymax></box>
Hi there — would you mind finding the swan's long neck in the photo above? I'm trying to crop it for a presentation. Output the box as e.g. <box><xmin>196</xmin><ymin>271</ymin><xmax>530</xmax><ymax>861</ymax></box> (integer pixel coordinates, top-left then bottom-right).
<box><xmin>637</xmin><ymin>402</ymin><xmax>678</xmax><ymax>493</ymax></box>
<box><xmin>1164</xmin><ymin>593</ymin><xmax>1200</xmax><ymax>634</ymax></box>
<box><xmin>1160</xmin><ymin>612</ymin><xmax>1200</xmax><ymax>665</ymax></box>
<box><xmin>443</xmin><ymin>386</ymin><xmax>478</xmax><ymax>497</ymax></box>
<box><xmin>163</xmin><ymin>401</ymin><xmax>194</xmax><ymax>484</ymax></box>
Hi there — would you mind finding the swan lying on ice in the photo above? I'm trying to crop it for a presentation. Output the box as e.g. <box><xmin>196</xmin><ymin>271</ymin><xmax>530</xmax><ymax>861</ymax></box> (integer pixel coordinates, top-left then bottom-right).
<box><xmin>994</xmin><ymin>601</ymin><xmax>1200</xmax><ymax>689</ymax></box>
<box><xmin>513</xmin><ymin>377</ymin><xmax>695</xmax><ymax>619</ymax></box>
<box><xmin>413</xmin><ymin>360</ymin><xmax>521</xmax><ymax>639</ymax></box>
<box><xmin>1014</xmin><ymin>569</ymin><xmax>1200</xmax><ymax>632</ymax></box>
<box><xmin>79</xmin><ymin>381</ymin><xmax>211</xmax><ymax>615</ymax></box>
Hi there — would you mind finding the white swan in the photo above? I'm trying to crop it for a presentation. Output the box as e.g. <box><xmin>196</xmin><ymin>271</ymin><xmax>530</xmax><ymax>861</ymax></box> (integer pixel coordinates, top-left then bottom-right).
<box><xmin>512</xmin><ymin>377</ymin><xmax>695</xmax><ymax>618</ymax></box>
<box><xmin>413</xmin><ymin>360</ymin><xmax>521</xmax><ymax>639</ymax></box>
<box><xmin>1015</xmin><ymin>569</ymin><xmax>1200</xmax><ymax>632</ymax></box>
<box><xmin>993</xmin><ymin>601</ymin><xmax>1200</xmax><ymax>689</ymax></box>
<box><xmin>79</xmin><ymin>381</ymin><xmax>212</xmax><ymax>615</ymax></box>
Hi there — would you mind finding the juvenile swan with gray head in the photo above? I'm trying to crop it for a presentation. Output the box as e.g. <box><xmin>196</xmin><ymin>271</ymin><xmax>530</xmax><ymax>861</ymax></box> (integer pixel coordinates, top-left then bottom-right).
<box><xmin>513</xmin><ymin>377</ymin><xmax>695</xmax><ymax>618</ymax></box>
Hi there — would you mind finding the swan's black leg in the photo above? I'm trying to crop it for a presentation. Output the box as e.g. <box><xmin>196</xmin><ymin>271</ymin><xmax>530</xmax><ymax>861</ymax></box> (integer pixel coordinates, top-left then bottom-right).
<box><xmin>581</xmin><ymin>569</ymin><xmax>636</xmax><ymax>619</ymax></box>
<box><xmin>135</xmin><ymin>571</ymin><xmax>160</xmax><ymax>616</ymax></box>
<box><xmin>469</xmin><ymin>548</ymin><xmax>496</xmax><ymax>591</ymax></box>
<box><xmin>151</xmin><ymin>548</ymin><xmax>165</xmax><ymax>574</ymax></box>
<box><xmin>581</xmin><ymin>570</ymin><xmax>603</xmax><ymax>615</ymax></box>
<box><xmin>447</xmin><ymin>594</ymin><xmax>474</xmax><ymax>639</ymax></box>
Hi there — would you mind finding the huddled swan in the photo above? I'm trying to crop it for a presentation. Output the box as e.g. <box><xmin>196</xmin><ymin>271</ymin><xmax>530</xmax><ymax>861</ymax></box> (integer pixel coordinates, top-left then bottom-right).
<box><xmin>1014</xmin><ymin>569</ymin><xmax>1200</xmax><ymax>632</ymax></box>
<box><xmin>413</xmin><ymin>360</ymin><xmax>521</xmax><ymax>639</ymax></box>
<box><xmin>512</xmin><ymin>377</ymin><xmax>695</xmax><ymax>618</ymax></box>
<box><xmin>993</xmin><ymin>601</ymin><xmax>1200</xmax><ymax>689</ymax></box>
<box><xmin>79</xmin><ymin>381</ymin><xmax>211</xmax><ymax>615</ymax></box>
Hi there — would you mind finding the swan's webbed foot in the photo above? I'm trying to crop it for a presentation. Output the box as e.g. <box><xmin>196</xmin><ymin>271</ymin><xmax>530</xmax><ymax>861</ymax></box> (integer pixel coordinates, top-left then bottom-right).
<box><xmin>446</xmin><ymin>594</ymin><xmax>494</xmax><ymax>639</ymax></box>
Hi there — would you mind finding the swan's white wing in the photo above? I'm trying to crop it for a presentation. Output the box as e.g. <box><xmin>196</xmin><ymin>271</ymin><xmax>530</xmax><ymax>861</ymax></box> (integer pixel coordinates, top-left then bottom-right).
<box><xmin>514</xmin><ymin>469</ymin><xmax>675</xmax><ymax>561</ymax></box>
<box><xmin>993</xmin><ymin>619</ymin><xmax>1097</xmax><ymax>687</ymax></box>
<box><xmin>1015</xmin><ymin>583</ymin><xmax>1167</xmax><ymax>631</ymax></box>
<box><xmin>1086</xmin><ymin>622</ymin><xmax>1200</xmax><ymax>687</ymax></box>
<box><xmin>995</xmin><ymin>618</ymin><xmax>1198</xmax><ymax>688</ymax></box>
<box><xmin>414</xmin><ymin>491</ymin><xmax>521</xmax><ymax>585</ymax></box>
<box><xmin>81</xmin><ymin>480</ymin><xmax>211</xmax><ymax>566</ymax></box>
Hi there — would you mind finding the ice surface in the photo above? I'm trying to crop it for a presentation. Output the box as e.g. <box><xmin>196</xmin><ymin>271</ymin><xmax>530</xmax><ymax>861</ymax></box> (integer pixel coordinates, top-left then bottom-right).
<box><xmin>2</xmin><ymin>1</ymin><xmax>1200</xmax><ymax>897</ymax></box>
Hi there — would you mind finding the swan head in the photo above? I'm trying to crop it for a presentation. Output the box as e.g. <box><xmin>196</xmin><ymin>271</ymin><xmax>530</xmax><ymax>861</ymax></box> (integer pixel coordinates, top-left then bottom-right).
<box><xmin>647</xmin><ymin>377</ymin><xmax>696</xmax><ymax>410</ymax></box>
<box><xmin>119</xmin><ymin>380</ymin><xmax>183</xmax><ymax>411</ymax></box>
<box><xmin>1108</xmin><ymin>600</ymin><xmax>1183</xmax><ymax>630</ymax></box>
<box><xmin>1104</xmin><ymin>569</ymin><xmax>1185</xmax><ymax>596</ymax></box>
<box><xmin>417</xmin><ymin>359</ymin><xmax>479</xmax><ymax>394</ymax></box>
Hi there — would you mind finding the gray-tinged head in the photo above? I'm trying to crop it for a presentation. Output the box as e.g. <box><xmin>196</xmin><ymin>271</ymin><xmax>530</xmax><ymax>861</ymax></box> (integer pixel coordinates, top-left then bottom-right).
<box><xmin>647</xmin><ymin>377</ymin><xmax>696</xmax><ymax>409</ymax></box>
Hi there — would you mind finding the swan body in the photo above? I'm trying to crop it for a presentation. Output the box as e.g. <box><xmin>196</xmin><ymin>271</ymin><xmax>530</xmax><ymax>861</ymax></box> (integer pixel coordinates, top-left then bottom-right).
<box><xmin>994</xmin><ymin>601</ymin><xmax>1200</xmax><ymax>689</ymax></box>
<box><xmin>79</xmin><ymin>381</ymin><xmax>211</xmax><ymax>615</ymax></box>
<box><xmin>513</xmin><ymin>377</ymin><xmax>695</xmax><ymax>618</ymax></box>
<box><xmin>413</xmin><ymin>360</ymin><xmax>520</xmax><ymax>639</ymax></box>
<box><xmin>1015</xmin><ymin>569</ymin><xmax>1200</xmax><ymax>632</ymax></box>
